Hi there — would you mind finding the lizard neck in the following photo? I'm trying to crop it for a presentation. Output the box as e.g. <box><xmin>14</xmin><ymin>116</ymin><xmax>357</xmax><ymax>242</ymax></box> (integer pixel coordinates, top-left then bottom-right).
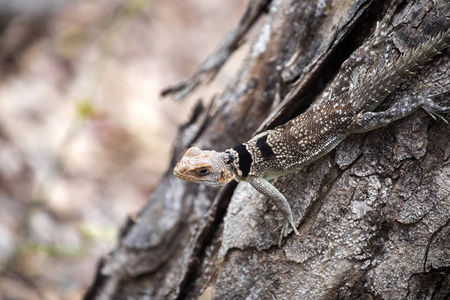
<box><xmin>225</xmin><ymin>145</ymin><xmax>253</xmax><ymax>181</ymax></box>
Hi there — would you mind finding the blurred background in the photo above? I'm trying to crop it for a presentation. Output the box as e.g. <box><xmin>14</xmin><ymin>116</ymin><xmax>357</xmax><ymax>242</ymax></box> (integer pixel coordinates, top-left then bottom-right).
<box><xmin>0</xmin><ymin>0</ymin><xmax>246</xmax><ymax>299</ymax></box>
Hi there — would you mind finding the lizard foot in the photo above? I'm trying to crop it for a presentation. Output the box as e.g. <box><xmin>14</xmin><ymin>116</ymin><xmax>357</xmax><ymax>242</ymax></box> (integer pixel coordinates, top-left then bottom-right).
<box><xmin>422</xmin><ymin>105</ymin><xmax>450</xmax><ymax>124</ymax></box>
<box><xmin>275</xmin><ymin>216</ymin><xmax>301</xmax><ymax>247</ymax></box>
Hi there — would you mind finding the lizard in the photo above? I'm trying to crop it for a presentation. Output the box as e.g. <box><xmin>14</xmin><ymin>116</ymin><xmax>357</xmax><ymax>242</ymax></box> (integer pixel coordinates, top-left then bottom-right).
<box><xmin>173</xmin><ymin>22</ymin><xmax>450</xmax><ymax>246</ymax></box>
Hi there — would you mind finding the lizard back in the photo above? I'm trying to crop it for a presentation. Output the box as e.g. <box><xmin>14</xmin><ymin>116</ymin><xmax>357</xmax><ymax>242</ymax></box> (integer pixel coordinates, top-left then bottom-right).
<box><xmin>237</xmin><ymin>28</ymin><xmax>450</xmax><ymax>179</ymax></box>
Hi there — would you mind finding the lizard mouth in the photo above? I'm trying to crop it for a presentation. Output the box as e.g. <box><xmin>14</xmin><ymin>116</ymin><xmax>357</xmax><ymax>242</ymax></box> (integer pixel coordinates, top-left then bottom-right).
<box><xmin>173</xmin><ymin>165</ymin><xmax>222</xmax><ymax>187</ymax></box>
<box><xmin>173</xmin><ymin>165</ymin><xmax>196</xmax><ymax>182</ymax></box>
<box><xmin>173</xmin><ymin>165</ymin><xmax>185</xmax><ymax>178</ymax></box>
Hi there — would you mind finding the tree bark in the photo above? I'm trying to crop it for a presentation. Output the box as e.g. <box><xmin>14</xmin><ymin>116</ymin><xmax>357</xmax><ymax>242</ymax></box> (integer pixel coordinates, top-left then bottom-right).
<box><xmin>86</xmin><ymin>0</ymin><xmax>450</xmax><ymax>299</ymax></box>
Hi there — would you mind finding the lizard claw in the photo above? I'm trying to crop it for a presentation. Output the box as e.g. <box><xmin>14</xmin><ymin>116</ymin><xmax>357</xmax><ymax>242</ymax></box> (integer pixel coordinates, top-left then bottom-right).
<box><xmin>422</xmin><ymin>104</ymin><xmax>450</xmax><ymax>124</ymax></box>
<box><xmin>277</xmin><ymin>217</ymin><xmax>301</xmax><ymax>247</ymax></box>
<box><xmin>278</xmin><ymin>222</ymin><xmax>288</xmax><ymax>247</ymax></box>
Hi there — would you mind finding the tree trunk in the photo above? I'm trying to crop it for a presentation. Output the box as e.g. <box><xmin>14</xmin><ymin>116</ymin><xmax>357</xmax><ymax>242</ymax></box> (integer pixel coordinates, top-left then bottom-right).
<box><xmin>85</xmin><ymin>0</ymin><xmax>450</xmax><ymax>299</ymax></box>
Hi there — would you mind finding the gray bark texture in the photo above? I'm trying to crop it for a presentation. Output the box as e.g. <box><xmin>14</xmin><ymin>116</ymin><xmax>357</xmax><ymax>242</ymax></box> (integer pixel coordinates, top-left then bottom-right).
<box><xmin>86</xmin><ymin>0</ymin><xmax>450</xmax><ymax>299</ymax></box>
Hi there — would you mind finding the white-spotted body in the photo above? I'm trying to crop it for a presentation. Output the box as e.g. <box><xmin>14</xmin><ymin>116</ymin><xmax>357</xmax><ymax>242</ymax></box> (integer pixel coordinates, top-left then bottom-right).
<box><xmin>174</xmin><ymin>28</ymin><xmax>450</xmax><ymax>246</ymax></box>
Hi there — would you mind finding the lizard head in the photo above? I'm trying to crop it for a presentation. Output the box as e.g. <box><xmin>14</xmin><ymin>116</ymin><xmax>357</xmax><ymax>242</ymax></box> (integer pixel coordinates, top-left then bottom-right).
<box><xmin>173</xmin><ymin>147</ymin><xmax>236</xmax><ymax>187</ymax></box>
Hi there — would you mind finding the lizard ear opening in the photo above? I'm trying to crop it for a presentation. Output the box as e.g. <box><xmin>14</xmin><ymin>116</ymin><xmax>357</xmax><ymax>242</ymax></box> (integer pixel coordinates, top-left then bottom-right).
<box><xmin>216</xmin><ymin>169</ymin><xmax>226</xmax><ymax>182</ymax></box>
<box><xmin>216</xmin><ymin>170</ymin><xmax>235</xmax><ymax>184</ymax></box>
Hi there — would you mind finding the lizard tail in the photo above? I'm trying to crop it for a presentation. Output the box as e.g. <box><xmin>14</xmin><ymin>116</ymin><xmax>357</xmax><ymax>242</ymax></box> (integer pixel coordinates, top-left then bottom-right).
<box><xmin>393</xmin><ymin>28</ymin><xmax>450</xmax><ymax>79</ymax></box>
<box><xmin>369</xmin><ymin>28</ymin><xmax>450</xmax><ymax>102</ymax></box>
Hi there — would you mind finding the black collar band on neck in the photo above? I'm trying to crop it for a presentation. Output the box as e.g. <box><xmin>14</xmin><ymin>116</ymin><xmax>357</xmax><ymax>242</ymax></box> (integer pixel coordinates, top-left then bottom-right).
<box><xmin>233</xmin><ymin>144</ymin><xmax>252</xmax><ymax>177</ymax></box>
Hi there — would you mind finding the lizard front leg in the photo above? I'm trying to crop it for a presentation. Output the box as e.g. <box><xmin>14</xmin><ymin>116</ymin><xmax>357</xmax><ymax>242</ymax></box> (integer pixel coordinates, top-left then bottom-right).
<box><xmin>246</xmin><ymin>176</ymin><xmax>301</xmax><ymax>246</ymax></box>
<box><xmin>347</xmin><ymin>95</ymin><xmax>450</xmax><ymax>134</ymax></box>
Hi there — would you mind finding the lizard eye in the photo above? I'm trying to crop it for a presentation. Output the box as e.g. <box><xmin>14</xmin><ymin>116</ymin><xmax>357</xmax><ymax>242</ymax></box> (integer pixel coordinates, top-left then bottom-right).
<box><xmin>196</xmin><ymin>167</ymin><xmax>211</xmax><ymax>176</ymax></box>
